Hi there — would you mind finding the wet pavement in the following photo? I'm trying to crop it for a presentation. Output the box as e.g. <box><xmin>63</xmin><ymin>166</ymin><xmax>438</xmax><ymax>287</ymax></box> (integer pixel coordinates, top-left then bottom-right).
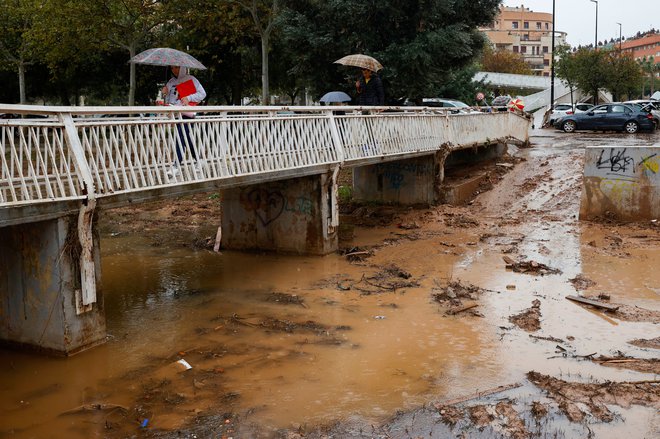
<box><xmin>0</xmin><ymin>124</ymin><xmax>659</xmax><ymax>438</ymax></box>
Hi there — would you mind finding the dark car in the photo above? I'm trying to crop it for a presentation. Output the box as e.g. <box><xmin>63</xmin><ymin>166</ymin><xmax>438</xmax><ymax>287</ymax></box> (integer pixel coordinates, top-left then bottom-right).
<box><xmin>554</xmin><ymin>103</ymin><xmax>655</xmax><ymax>134</ymax></box>
<box><xmin>490</xmin><ymin>95</ymin><xmax>512</xmax><ymax>112</ymax></box>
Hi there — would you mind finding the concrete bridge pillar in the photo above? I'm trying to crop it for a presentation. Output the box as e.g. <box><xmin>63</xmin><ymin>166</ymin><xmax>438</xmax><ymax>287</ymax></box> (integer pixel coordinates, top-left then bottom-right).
<box><xmin>221</xmin><ymin>172</ymin><xmax>338</xmax><ymax>255</ymax></box>
<box><xmin>0</xmin><ymin>215</ymin><xmax>106</xmax><ymax>355</ymax></box>
<box><xmin>352</xmin><ymin>143</ymin><xmax>508</xmax><ymax>205</ymax></box>
<box><xmin>352</xmin><ymin>151</ymin><xmax>449</xmax><ymax>205</ymax></box>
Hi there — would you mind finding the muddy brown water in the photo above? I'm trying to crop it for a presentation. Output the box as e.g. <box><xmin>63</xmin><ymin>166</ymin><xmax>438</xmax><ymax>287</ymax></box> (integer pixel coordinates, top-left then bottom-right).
<box><xmin>1</xmin><ymin>127</ymin><xmax>659</xmax><ymax>438</ymax></box>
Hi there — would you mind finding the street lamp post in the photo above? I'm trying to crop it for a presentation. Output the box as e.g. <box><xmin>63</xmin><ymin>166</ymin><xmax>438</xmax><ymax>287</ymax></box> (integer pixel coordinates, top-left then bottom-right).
<box><xmin>590</xmin><ymin>0</ymin><xmax>598</xmax><ymax>48</ymax></box>
<box><xmin>590</xmin><ymin>0</ymin><xmax>599</xmax><ymax>104</ymax></box>
<box><xmin>616</xmin><ymin>22</ymin><xmax>622</xmax><ymax>52</ymax></box>
<box><xmin>550</xmin><ymin>0</ymin><xmax>556</xmax><ymax>108</ymax></box>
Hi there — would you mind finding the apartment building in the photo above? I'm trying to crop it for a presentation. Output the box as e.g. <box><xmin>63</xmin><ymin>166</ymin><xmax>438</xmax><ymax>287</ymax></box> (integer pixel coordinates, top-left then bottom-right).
<box><xmin>621</xmin><ymin>32</ymin><xmax>660</xmax><ymax>64</ymax></box>
<box><xmin>481</xmin><ymin>5</ymin><xmax>567</xmax><ymax>76</ymax></box>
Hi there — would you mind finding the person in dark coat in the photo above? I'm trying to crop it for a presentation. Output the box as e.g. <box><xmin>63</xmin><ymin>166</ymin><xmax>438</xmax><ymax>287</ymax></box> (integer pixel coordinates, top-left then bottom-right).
<box><xmin>356</xmin><ymin>68</ymin><xmax>384</xmax><ymax>106</ymax></box>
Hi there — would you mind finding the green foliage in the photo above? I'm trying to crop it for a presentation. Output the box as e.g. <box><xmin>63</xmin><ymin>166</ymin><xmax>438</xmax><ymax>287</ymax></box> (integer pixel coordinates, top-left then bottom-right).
<box><xmin>555</xmin><ymin>47</ymin><xmax>644</xmax><ymax>102</ymax></box>
<box><xmin>480</xmin><ymin>45</ymin><xmax>532</xmax><ymax>75</ymax></box>
<box><xmin>0</xmin><ymin>0</ymin><xmax>501</xmax><ymax>105</ymax></box>
<box><xmin>604</xmin><ymin>54</ymin><xmax>643</xmax><ymax>101</ymax></box>
<box><xmin>279</xmin><ymin>0</ymin><xmax>502</xmax><ymax>102</ymax></box>
<box><xmin>337</xmin><ymin>185</ymin><xmax>353</xmax><ymax>203</ymax></box>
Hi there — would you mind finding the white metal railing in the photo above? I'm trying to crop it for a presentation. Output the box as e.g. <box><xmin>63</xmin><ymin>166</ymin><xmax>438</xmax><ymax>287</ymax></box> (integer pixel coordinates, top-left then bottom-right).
<box><xmin>0</xmin><ymin>105</ymin><xmax>530</xmax><ymax>209</ymax></box>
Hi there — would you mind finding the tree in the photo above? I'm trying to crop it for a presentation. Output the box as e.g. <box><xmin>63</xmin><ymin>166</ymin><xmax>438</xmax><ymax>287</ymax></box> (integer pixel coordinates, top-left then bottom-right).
<box><xmin>172</xmin><ymin>0</ymin><xmax>260</xmax><ymax>105</ymax></box>
<box><xmin>638</xmin><ymin>56</ymin><xmax>658</xmax><ymax>96</ymax></box>
<box><xmin>554</xmin><ymin>45</ymin><xmax>580</xmax><ymax>107</ymax></box>
<box><xmin>604</xmin><ymin>53</ymin><xmax>642</xmax><ymax>101</ymax></box>
<box><xmin>480</xmin><ymin>45</ymin><xmax>532</xmax><ymax>75</ymax></box>
<box><xmin>280</xmin><ymin>0</ymin><xmax>502</xmax><ymax>102</ymax></box>
<box><xmin>0</xmin><ymin>0</ymin><xmax>39</xmax><ymax>103</ymax></box>
<box><xmin>86</xmin><ymin>0</ymin><xmax>169</xmax><ymax>105</ymax></box>
<box><xmin>229</xmin><ymin>0</ymin><xmax>282</xmax><ymax>104</ymax></box>
<box><xmin>571</xmin><ymin>48</ymin><xmax>609</xmax><ymax>104</ymax></box>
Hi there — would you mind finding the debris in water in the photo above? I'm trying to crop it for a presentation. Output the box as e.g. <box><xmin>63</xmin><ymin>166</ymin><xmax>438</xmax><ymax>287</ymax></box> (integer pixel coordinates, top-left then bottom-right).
<box><xmin>176</xmin><ymin>359</ymin><xmax>193</xmax><ymax>370</ymax></box>
<box><xmin>502</xmin><ymin>255</ymin><xmax>561</xmax><ymax>275</ymax></box>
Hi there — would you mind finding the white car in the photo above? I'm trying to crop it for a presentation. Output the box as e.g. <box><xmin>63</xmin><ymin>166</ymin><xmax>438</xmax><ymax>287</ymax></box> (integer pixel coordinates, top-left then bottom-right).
<box><xmin>549</xmin><ymin>104</ymin><xmax>574</xmax><ymax>124</ymax></box>
<box><xmin>403</xmin><ymin>98</ymin><xmax>478</xmax><ymax>114</ymax></box>
<box><xmin>574</xmin><ymin>103</ymin><xmax>593</xmax><ymax>113</ymax></box>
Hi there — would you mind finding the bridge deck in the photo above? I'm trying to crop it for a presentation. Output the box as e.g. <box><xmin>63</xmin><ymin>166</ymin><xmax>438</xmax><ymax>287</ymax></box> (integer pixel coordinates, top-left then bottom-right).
<box><xmin>0</xmin><ymin>105</ymin><xmax>530</xmax><ymax>226</ymax></box>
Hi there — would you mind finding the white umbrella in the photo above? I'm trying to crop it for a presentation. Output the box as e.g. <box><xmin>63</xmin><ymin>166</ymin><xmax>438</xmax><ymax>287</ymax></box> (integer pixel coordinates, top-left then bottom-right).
<box><xmin>129</xmin><ymin>48</ymin><xmax>207</xmax><ymax>70</ymax></box>
<box><xmin>320</xmin><ymin>91</ymin><xmax>351</xmax><ymax>103</ymax></box>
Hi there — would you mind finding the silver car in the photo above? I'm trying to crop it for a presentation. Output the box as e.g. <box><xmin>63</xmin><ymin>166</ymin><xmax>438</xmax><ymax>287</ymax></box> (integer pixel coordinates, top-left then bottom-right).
<box><xmin>624</xmin><ymin>100</ymin><xmax>660</xmax><ymax>129</ymax></box>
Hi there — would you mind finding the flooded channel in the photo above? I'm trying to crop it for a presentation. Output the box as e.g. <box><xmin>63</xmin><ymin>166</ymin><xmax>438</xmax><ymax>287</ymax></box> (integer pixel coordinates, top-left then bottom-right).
<box><xmin>1</xmin><ymin>128</ymin><xmax>659</xmax><ymax>438</ymax></box>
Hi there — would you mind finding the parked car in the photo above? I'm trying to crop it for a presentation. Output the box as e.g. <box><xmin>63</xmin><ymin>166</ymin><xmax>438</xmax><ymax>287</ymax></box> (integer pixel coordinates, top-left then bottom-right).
<box><xmin>549</xmin><ymin>103</ymin><xmax>574</xmax><ymax>124</ymax></box>
<box><xmin>574</xmin><ymin>103</ymin><xmax>593</xmax><ymax>113</ymax></box>
<box><xmin>426</xmin><ymin>98</ymin><xmax>480</xmax><ymax>114</ymax></box>
<box><xmin>491</xmin><ymin>95</ymin><xmax>512</xmax><ymax>112</ymax></box>
<box><xmin>554</xmin><ymin>103</ymin><xmax>655</xmax><ymax>133</ymax></box>
<box><xmin>623</xmin><ymin>100</ymin><xmax>660</xmax><ymax>129</ymax></box>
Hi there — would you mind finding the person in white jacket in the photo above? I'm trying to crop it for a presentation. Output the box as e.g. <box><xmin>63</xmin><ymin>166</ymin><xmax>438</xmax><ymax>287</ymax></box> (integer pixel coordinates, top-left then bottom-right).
<box><xmin>162</xmin><ymin>66</ymin><xmax>206</xmax><ymax>106</ymax></box>
<box><xmin>162</xmin><ymin>66</ymin><xmax>206</xmax><ymax>175</ymax></box>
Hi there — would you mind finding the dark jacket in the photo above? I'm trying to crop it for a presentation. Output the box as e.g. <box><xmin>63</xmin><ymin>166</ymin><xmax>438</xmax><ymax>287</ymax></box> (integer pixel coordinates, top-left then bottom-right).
<box><xmin>357</xmin><ymin>74</ymin><xmax>385</xmax><ymax>106</ymax></box>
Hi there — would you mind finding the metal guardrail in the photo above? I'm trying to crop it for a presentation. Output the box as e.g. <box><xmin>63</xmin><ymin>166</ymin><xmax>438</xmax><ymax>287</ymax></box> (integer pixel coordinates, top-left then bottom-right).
<box><xmin>0</xmin><ymin>105</ymin><xmax>530</xmax><ymax>209</ymax></box>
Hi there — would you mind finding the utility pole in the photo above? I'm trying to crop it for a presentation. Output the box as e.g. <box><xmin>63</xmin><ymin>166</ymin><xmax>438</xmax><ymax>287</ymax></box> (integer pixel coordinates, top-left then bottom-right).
<box><xmin>616</xmin><ymin>22</ymin><xmax>622</xmax><ymax>52</ymax></box>
<box><xmin>550</xmin><ymin>0</ymin><xmax>556</xmax><ymax>108</ymax></box>
<box><xmin>590</xmin><ymin>0</ymin><xmax>599</xmax><ymax>104</ymax></box>
<box><xmin>590</xmin><ymin>0</ymin><xmax>598</xmax><ymax>48</ymax></box>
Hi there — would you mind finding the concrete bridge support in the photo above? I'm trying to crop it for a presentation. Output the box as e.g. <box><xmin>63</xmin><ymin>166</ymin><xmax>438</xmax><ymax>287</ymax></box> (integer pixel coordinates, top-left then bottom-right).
<box><xmin>0</xmin><ymin>216</ymin><xmax>106</xmax><ymax>355</ymax></box>
<box><xmin>352</xmin><ymin>143</ymin><xmax>507</xmax><ymax>205</ymax></box>
<box><xmin>580</xmin><ymin>146</ymin><xmax>660</xmax><ymax>220</ymax></box>
<box><xmin>352</xmin><ymin>153</ymin><xmax>447</xmax><ymax>205</ymax></box>
<box><xmin>221</xmin><ymin>172</ymin><xmax>338</xmax><ymax>255</ymax></box>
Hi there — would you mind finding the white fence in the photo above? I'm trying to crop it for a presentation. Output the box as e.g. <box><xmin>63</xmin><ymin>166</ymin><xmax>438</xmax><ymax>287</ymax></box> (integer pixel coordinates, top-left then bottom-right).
<box><xmin>0</xmin><ymin>105</ymin><xmax>530</xmax><ymax>209</ymax></box>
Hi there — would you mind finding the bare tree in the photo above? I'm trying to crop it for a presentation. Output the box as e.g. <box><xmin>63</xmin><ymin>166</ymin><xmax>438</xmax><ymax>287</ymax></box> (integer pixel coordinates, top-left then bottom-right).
<box><xmin>231</xmin><ymin>0</ymin><xmax>280</xmax><ymax>104</ymax></box>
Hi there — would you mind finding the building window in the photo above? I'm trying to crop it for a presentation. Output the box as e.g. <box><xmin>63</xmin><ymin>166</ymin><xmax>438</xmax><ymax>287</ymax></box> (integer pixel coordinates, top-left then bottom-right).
<box><xmin>513</xmin><ymin>46</ymin><xmax>519</xmax><ymax>53</ymax></box>
<box><xmin>521</xmin><ymin>46</ymin><xmax>527</xmax><ymax>53</ymax></box>
<box><xmin>544</xmin><ymin>59</ymin><xmax>550</xmax><ymax>66</ymax></box>
<box><xmin>536</xmin><ymin>22</ymin><xmax>542</xmax><ymax>30</ymax></box>
<box><xmin>545</xmin><ymin>23</ymin><xmax>549</xmax><ymax>30</ymax></box>
<box><xmin>524</xmin><ymin>22</ymin><xmax>529</xmax><ymax>29</ymax></box>
<box><xmin>543</xmin><ymin>46</ymin><xmax>549</xmax><ymax>53</ymax></box>
<box><xmin>543</xmin><ymin>72</ymin><xmax>550</xmax><ymax>77</ymax></box>
<box><xmin>512</xmin><ymin>21</ymin><xmax>518</xmax><ymax>29</ymax></box>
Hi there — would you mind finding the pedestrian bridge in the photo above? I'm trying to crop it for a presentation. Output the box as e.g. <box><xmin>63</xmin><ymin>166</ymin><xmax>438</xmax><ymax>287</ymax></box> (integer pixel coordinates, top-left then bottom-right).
<box><xmin>474</xmin><ymin>71</ymin><xmax>612</xmax><ymax>112</ymax></box>
<box><xmin>0</xmin><ymin>104</ymin><xmax>530</xmax><ymax>355</ymax></box>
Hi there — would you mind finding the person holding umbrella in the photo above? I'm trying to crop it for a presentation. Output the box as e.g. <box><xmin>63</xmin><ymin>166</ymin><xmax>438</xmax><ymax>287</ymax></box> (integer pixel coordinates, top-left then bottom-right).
<box><xmin>162</xmin><ymin>65</ymin><xmax>206</xmax><ymax>108</ymax></box>
<box><xmin>162</xmin><ymin>66</ymin><xmax>206</xmax><ymax>176</ymax></box>
<box><xmin>334</xmin><ymin>54</ymin><xmax>385</xmax><ymax>106</ymax></box>
<box><xmin>356</xmin><ymin>68</ymin><xmax>384</xmax><ymax>106</ymax></box>
<box><xmin>129</xmin><ymin>48</ymin><xmax>208</xmax><ymax>178</ymax></box>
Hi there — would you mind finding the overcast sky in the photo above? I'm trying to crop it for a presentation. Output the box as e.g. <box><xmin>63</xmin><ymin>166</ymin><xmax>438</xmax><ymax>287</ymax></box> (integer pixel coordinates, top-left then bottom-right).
<box><xmin>501</xmin><ymin>0</ymin><xmax>659</xmax><ymax>47</ymax></box>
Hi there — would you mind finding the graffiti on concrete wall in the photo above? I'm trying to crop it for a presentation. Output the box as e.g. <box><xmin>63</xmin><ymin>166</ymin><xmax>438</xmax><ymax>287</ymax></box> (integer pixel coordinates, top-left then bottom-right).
<box><xmin>372</xmin><ymin>162</ymin><xmax>433</xmax><ymax>190</ymax></box>
<box><xmin>240</xmin><ymin>188</ymin><xmax>313</xmax><ymax>226</ymax></box>
<box><xmin>582</xmin><ymin>147</ymin><xmax>660</xmax><ymax>219</ymax></box>
<box><xmin>595</xmin><ymin>148</ymin><xmax>659</xmax><ymax>179</ymax></box>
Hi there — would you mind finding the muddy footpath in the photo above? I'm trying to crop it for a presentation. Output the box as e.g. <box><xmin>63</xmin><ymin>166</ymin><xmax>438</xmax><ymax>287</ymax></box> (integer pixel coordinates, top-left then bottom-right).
<box><xmin>1</xmin><ymin>128</ymin><xmax>659</xmax><ymax>439</ymax></box>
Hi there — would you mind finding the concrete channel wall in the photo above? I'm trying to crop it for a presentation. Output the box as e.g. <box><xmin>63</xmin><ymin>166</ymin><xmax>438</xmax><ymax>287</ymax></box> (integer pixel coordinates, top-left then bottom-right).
<box><xmin>580</xmin><ymin>146</ymin><xmax>660</xmax><ymax>220</ymax></box>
